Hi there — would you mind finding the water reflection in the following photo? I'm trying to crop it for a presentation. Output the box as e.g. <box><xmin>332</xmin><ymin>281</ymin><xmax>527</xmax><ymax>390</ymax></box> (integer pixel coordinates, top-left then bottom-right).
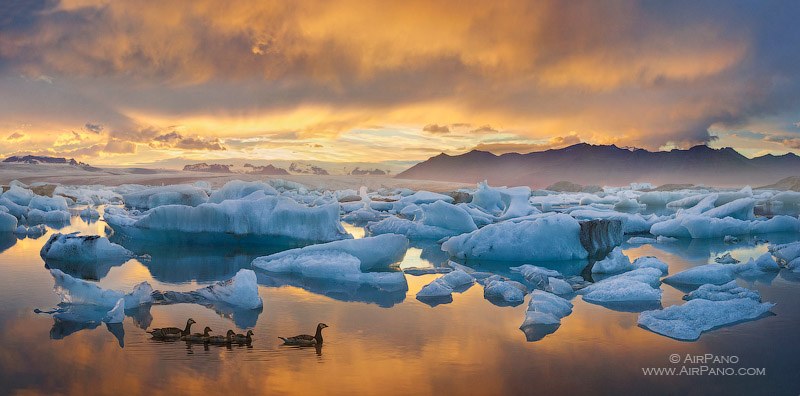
<box><xmin>256</xmin><ymin>272</ymin><xmax>408</xmax><ymax>308</ymax></box>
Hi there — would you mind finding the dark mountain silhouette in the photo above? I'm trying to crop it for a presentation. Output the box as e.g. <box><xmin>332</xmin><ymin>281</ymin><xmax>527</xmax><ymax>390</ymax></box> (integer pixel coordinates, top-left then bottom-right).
<box><xmin>397</xmin><ymin>144</ymin><xmax>800</xmax><ymax>188</ymax></box>
<box><xmin>3</xmin><ymin>155</ymin><xmax>100</xmax><ymax>171</ymax></box>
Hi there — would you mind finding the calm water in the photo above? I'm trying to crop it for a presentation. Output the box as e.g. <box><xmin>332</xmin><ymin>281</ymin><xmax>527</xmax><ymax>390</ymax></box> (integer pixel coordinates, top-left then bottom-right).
<box><xmin>1</xmin><ymin>214</ymin><xmax>799</xmax><ymax>395</ymax></box>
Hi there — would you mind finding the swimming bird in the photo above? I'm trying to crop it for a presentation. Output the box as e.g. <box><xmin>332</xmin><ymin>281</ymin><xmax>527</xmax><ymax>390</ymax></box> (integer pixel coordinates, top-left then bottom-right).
<box><xmin>182</xmin><ymin>326</ymin><xmax>212</xmax><ymax>342</ymax></box>
<box><xmin>206</xmin><ymin>330</ymin><xmax>235</xmax><ymax>345</ymax></box>
<box><xmin>148</xmin><ymin>318</ymin><xmax>196</xmax><ymax>339</ymax></box>
<box><xmin>279</xmin><ymin>323</ymin><xmax>328</xmax><ymax>346</ymax></box>
<box><xmin>232</xmin><ymin>330</ymin><xmax>254</xmax><ymax>344</ymax></box>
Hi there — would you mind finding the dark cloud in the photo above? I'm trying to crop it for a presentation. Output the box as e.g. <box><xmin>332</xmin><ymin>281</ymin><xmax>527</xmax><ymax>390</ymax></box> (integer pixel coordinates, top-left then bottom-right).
<box><xmin>175</xmin><ymin>137</ymin><xmax>225</xmax><ymax>151</ymax></box>
<box><xmin>423</xmin><ymin>124</ymin><xmax>450</xmax><ymax>134</ymax></box>
<box><xmin>84</xmin><ymin>123</ymin><xmax>103</xmax><ymax>133</ymax></box>
<box><xmin>153</xmin><ymin>131</ymin><xmax>182</xmax><ymax>142</ymax></box>
<box><xmin>6</xmin><ymin>132</ymin><xmax>24</xmax><ymax>141</ymax></box>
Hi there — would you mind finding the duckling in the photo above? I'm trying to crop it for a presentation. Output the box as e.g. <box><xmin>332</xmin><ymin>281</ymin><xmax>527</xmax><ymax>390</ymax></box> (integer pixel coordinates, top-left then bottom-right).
<box><xmin>182</xmin><ymin>326</ymin><xmax>212</xmax><ymax>342</ymax></box>
<box><xmin>232</xmin><ymin>330</ymin><xmax>254</xmax><ymax>344</ymax></box>
<box><xmin>148</xmin><ymin>318</ymin><xmax>195</xmax><ymax>339</ymax></box>
<box><xmin>206</xmin><ymin>329</ymin><xmax>235</xmax><ymax>345</ymax></box>
<box><xmin>279</xmin><ymin>323</ymin><xmax>328</xmax><ymax>346</ymax></box>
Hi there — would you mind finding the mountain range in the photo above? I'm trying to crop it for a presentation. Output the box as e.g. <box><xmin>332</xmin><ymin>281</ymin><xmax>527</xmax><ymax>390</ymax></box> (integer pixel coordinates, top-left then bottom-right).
<box><xmin>396</xmin><ymin>144</ymin><xmax>800</xmax><ymax>188</ymax></box>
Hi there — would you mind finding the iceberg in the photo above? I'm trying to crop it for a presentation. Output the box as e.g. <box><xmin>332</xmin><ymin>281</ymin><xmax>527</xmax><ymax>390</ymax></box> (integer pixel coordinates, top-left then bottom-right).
<box><xmin>416</xmin><ymin>269</ymin><xmax>475</xmax><ymax>299</ymax></box>
<box><xmin>638</xmin><ymin>298</ymin><xmax>774</xmax><ymax>340</ymax></box>
<box><xmin>252</xmin><ymin>234</ymin><xmax>407</xmax><ymax>271</ymax></box>
<box><xmin>591</xmin><ymin>247</ymin><xmax>632</xmax><ymax>274</ymax></box>
<box><xmin>108</xmin><ymin>194</ymin><xmax>350</xmax><ymax>244</ymax></box>
<box><xmin>579</xmin><ymin>277</ymin><xmax>661</xmax><ymax>304</ymax></box>
<box><xmin>546</xmin><ymin>277</ymin><xmax>573</xmax><ymax>295</ymax></box>
<box><xmin>29</xmin><ymin>195</ymin><xmax>69</xmax><ymax>212</ymax></box>
<box><xmin>27</xmin><ymin>209</ymin><xmax>71</xmax><ymax>224</ymax></box>
<box><xmin>2</xmin><ymin>184</ymin><xmax>35</xmax><ymax>206</ymax></box>
<box><xmin>684</xmin><ymin>281</ymin><xmax>761</xmax><ymax>301</ymax></box>
<box><xmin>79</xmin><ymin>207</ymin><xmax>100</xmax><ymax>219</ymax></box>
<box><xmin>0</xmin><ymin>212</ymin><xmax>17</xmax><ymax>232</ymax></box>
<box><xmin>442</xmin><ymin>214</ymin><xmax>589</xmax><ymax>262</ymax></box>
<box><xmin>105</xmin><ymin>299</ymin><xmax>125</xmax><ymax>324</ymax></box>
<box><xmin>191</xmin><ymin>269</ymin><xmax>263</xmax><ymax>309</ymax></box>
<box><xmin>769</xmin><ymin>241</ymin><xmax>800</xmax><ymax>264</ymax></box>
<box><xmin>510</xmin><ymin>265</ymin><xmax>563</xmax><ymax>289</ymax></box>
<box><xmin>50</xmin><ymin>269</ymin><xmax>153</xmax><ymax>308</ymax></box>
<box><xmin>483</xmin><ymin>276</ymin><xmax>527</xmax><ymax>306</ymax></box>
<box><xmin>714</xmin><ymin>252</ymin><xmax>740</xmax><ymax>264</ymax></box>
<box><xmin>578</xmin><ymin>219</ymin><xmax>624</xmax><ymax>257</ymax></box>
<box><xmin>569</xmin><ymin>209</ymin><xmax>653</xmax><ymax>234</ymax></box>
<box><xmin>664</xmin><ymin>264</ymin><xmax>736</xmax><ymax>286</ymax></box>
<box><xmin>521</xmin><ymin>290</ymin><xmax>573</xmax><ymax>326</ymax></box>
<box><xmin>208</xmin><ymin>180</ymin><xmax>278</xmax><ymax>203</ymax></box>
<box><xmin>41</xmin><ymin>233</ymin><xmax>133</xmax><ymax>263</ymax></box>
<box><xmin>122</xmin><ymin>184</ymin><xmax>209</xmax><ymax>209</ymax></box>
<box><xmin>471</xmin><ymin>182</ymin><xmax>539</xmax><ymax>220</ymax></box>
<box><xmin>632</xmin><ymin>256</ymin><xmax>669</xmax><ymax>275</ymax></box>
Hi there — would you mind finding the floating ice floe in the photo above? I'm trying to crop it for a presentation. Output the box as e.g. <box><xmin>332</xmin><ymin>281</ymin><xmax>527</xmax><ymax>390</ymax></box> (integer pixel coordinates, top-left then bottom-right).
<box><xmin>41</xmin><ymin>233</ymin><xmax>132</xmax><ymax>263</ymax></box>
<box><xmin>546</xmin><ymin>277</ymin><xmax>573</xmax><ymax>295</ymax></box>
<box><xmin>684</xmin><ymin>281</ymin><xmax>761</xmax><ymax>301</ymax></box>
<box><xmin>632</xmin><ymin>256</ymin><xmax>669</xmax><ymax>275</ymax></box>
<box><xmin>483</xmin><ymin>276</ymin><xmax>527</xmax><ymax>306</ymax></box>
<box><xmin>27</xmin><ymin>209</ymin><xmax>71</xmax><ymax>224</ymax></box>
<box><xmin>521</xmin><ymin>290</ymin><xmax>573</xmax><ymax>326</ymax></box>
<box><xmin>442</xmin><ymin>213</ymin><xmax>589</xmax><ymax>261</ymax></box>
<box><xmin>638</xmin><ymin>298</ymin><xmax>774</xmax><ymax>341</ymax></box>
<box><xmin>252</xmin><ymin>234</ymin><xmax>407</xmax><ymax>272</ymax></box>
<box><xmin>591</xmin><ymin>247</ymin><xmax>633</xmax><ymax>274</ymax></box>
<box><xmin>769</xmin><ymin>241</ymin><xmax>800</xmax><ymax>272</ymax></box>
<box><xmin>107</xmin><ymin>192</ymin><xmax>350</xmax><ymax>243</ymax></box>
<box><xmin>723</xmin><ymin>235</ymin><xmax>739</xmax><ymax>244</ymax></box>
<box><xmin>580</xmin><ymin>267</ymin><xmax>662</xmax><ymax>304</ymax></box>
<box><xmin>626</xmin><ymin>236</ymin><xmax>657</xmax><ymax>245</ymax></box>
<box><xmin>170</xmin><ymin>269</ymin><xmax>263</xmax><ymax>310</ymax></box>
<box><xmin>122</xmin><ymin>184</ymin><xmax>209</xmax><ymax>209</ymax></box>
<box><xmin>510</xmin><ymin>265</ymin><xmax>563</xmax><ymax>290</ymax></box>
<box><xmin>79</xmin><ymin>207</ymin><xmax>100</xmax><ymax>219</ymax></box>
<box><xmin>416</xmin><ymin>269</ymin><xmax>475</xmax><ymax>301</ymax></box>
<box><xmin>664</xmin><ymin>264</ymin><xmax>736</xmax><ymax>286</ymax></box>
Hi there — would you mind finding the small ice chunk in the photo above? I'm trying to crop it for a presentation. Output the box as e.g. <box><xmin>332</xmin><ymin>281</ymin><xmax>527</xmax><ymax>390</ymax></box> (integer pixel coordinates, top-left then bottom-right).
<box><xmin>714</xmin><ymin>252</ymin><xmax>740</xmax><ymax>264</ymax></box>
<box><xmin>521</xmin><ymin>290</ymin><xmax>574</xmax><ymax>326</ymax></box>
<box><xmin>723</xmin><ymin>235</ymin><xmax>739</xmax><ymax>244</ymax></box>
<box><xmin>664</xmin><ymin>264</ymin><xmax>736</xmax><ymax>286</ymax></box>
<box><xmin>737</xmin><ymin>253</ymin><xmax>779</xmax><ymax>273</ymax></box>
<box><xmin>591</xmin><ymin>247</ymin><xmax>632</xmax><ymax>274</ymax></box>
<box><xmin>638</xmin><ymin>298</ymin><xmax>774</xmax><ymax>340</ymax></box>
<box><xmin>27</xmin><ymin>209</ymin><xmax>70</xmax><ymax>224</ymax></box>
<box><xmin>632</xmin><ymin>256</ymin><xmax>669</xmax><ymax>275</ymax></box>
<box><xmin>40</xmin><ymin>233</ymin><xmax>132</xmax><ymax>263</ymax></box>
<box><xmin>579</xmin><ymin>277</ymin><xmax>662</xmax><ymax>303</ymax></box>
<box><xmin>194</xmin><ymin>269</ymin><xmax>263</xmax><ymax>309</ymax></box>
<box><xmin>79</xmin><ymin>207</ymin><xmax>100</xmax><ymax>219</ymax></box>
<box><xmin>684</xmin><ymin>281</ymin><xmax>761</xmax><ymax>301</ymax></box>
<box><xmin>546</xmin><ymin>277</ymin><xmax>573</xmax><ymax>295</ymax></box>
<box><xmin>510</xmin><ymin>265</ymin><xmax>562</xmax><ymax>289</ymax></box>
<box><xmin>484</xmin><ymin>277</ymin><xmax>527</xmax><ymax>305</ymax></box>
<box><xmin>626</xmin><ymin>236</ymin><xmax>656</xmax><ymax>245</ymax></box>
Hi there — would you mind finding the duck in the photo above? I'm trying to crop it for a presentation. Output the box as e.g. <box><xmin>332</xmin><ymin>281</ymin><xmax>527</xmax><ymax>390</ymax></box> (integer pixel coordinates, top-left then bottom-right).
<box><xmin>182</xmin><ymin>326</ymin><xmax>212</xmax><ymax>342</ymax></box>
<box><xmin>232</xmin><ymin>330</ymin><xmax>254</xmax><ymax>344</ymax></box>
<box><xmin>148</xmin><ymin>318</ymin><xmax>195</xmax><ymax>339</ymax></box>
<box><xmin>206</xmin><ymin>329</ymin><xmax>235</xmax><ymax>345</ymax></box>
<box><xmin>279</xmin><ymin>323</ymin><xmax>328</xmax><ymax>346</ymax></box>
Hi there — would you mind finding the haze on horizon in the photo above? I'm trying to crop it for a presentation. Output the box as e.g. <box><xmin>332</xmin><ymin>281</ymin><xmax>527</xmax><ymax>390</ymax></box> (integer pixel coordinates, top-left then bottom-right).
<box><xmin>1</xmin><ymin>0</ymin><xmax>799</xmax><ymax>166</ymax></box>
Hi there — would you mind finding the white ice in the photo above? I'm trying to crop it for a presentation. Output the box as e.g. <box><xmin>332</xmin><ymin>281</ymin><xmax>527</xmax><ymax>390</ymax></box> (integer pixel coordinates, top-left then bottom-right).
<box><xmin>194</xmin><ymin>269</ymin><xmax>263</xmax><ymax>309</ymax></box>
<box><xmin>122</xmin><ymin>184</ymin><xmax>209</xmax><ymax>209</ymax></box>
<box><xmin>632</xmin><ymin>256</ymin><xmax>669</xmax><ymax>275</ymax></box>
<box><xmin>416</xmin><ymin>269</ymin><xmax>475</xmax><ymax>298</ymax></box>
<box><xmin>591</xmin><ymin>247</ymin><xmax>632</xmax><ymax>274</ymax></box>
<box><xmin>638</xmin><ymin>298</ymin><xmax>774</xmax><ymax>340</ymax></box>
<box><xmin>51</xmin><ymin>268</ymin><xmax>153</xmax><ymax>308</ymax></box>
<box><xmin>252</xmin><ymin>234</ymin><xmax>408</xmax><ymax>271</ymax></box>
<box><xmin>685</xmin><ymin>281</ymin><xmax>761</xmax><ymax>301</ymax></box>
<box><xmin>520</xmin><ymin>290</ymin><xmax>573</xmax><ymax>326</ymax></box>
<box><xmin>208</xmin><ymin>180</ymin><xmax>278</xmax><ymax>203</ymax></box>
<box><xmin>40</xmin><ymin>233</ymin><xmax>133</xmax><ymax>263</ymax></box>
<box><xmin>441</xmin><ymin>213</ymin><xmax>588</xmax><ymax>261</ymax></box>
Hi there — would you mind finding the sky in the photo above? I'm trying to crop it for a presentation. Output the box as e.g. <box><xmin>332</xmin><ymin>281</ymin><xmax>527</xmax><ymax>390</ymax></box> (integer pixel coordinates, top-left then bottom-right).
<box><xmin>1</xmin><ymin>0</ymin><xmax>799</xmax><ymax>166</ymax></box>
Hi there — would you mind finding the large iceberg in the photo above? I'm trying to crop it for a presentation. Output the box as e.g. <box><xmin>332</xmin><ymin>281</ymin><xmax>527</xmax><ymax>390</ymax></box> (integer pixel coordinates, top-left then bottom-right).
<box><xmin>441</xmin><ymin>214</ymin><xmax>589</xmax><ymax>261</ymax></box>
<box><xmin>107</xmin><ymin>193</ymin><xmax>350</xmax><ymax>244</ymax></box>
<box><xmin>122</xmin><ymin>184</ymin><xmax>209</xmax><ymax>209</ymax></box>
<box><xmin>638</xmin><ymin>298</ymin><xmax>774</xmax><ymax>340</ymax></box>
<box><xmin>41</xmin><ymin>233</ymin><xmax>133</xmax><ymax>263</ymax></box>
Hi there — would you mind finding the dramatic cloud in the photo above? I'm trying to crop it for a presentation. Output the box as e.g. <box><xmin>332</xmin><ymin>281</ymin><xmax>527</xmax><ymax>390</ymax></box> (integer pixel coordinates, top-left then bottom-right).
<box><xmin>0</xmin><ymin>1</ymin><xmax>798</xmax><ymax>164</ymax></box>
<box><xmin>473</xmin><ymin>134</ymin><xmax>582</xmax><ymax>154</ymax></box>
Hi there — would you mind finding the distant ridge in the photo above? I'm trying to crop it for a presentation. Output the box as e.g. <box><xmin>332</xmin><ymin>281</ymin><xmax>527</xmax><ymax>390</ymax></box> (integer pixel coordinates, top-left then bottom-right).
<box><xmin>397</xmin><ymin>144</ymin><xmax>800</xmax><ymax>188</ymax></box>
<box><xmin>3</xmin><ymin>155</ymin><xmax>100</xmax><ymax>171</ymax></box>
